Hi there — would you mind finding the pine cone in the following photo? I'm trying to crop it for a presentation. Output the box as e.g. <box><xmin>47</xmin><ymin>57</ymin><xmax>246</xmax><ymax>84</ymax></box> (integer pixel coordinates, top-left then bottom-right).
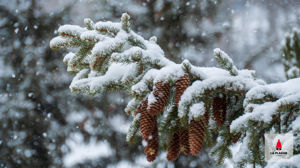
<box><xmin>144</xmin><ymin>120</ymin><xmax>159</xmax><ymax>162</ymax></box>
<box><xmin>179</xmin><ymin>128</ymin><xmax>190</xmax><ymax>155</ymax></box>
<box><xmin>189</xmin><ymin>118</ymin><xmax>206</xmax><ymax>155</ymax></box>
<box><xmin>212</xmin><ymin>95</ymin><xmax>227</xmax><ymax>126</ymax></box>
<box><xmin>232</xmin><ymin>133</ymin><xmax>241</xmax><ymax>144</ymax></box>
<box><xmin>167</xmin><ymin>131</ymin><xmax>180</xmax><ymax>161</ymax></box>
<box><xmin>136</xmin><ymin>98</ymin><xmax>148</xmax><ymax>115</ymax></box>
<box><xmin>204</xmin><ymin>105</ymin><xmax>210</xmax><ymax>125</ymax></box>
<box><xmin>148</xmin><ymin>81</ymin><xmax>170</xmax><ymax>116</ymax></box>
<box><xmin>175</xmin><ymin>74</ymin><xmax>190</xmax><ymax>107</ymax></box>
<box><xmin>140</xmin><ymin>108</ymin><xmax>156</xmax><ymax>139</ymax></box>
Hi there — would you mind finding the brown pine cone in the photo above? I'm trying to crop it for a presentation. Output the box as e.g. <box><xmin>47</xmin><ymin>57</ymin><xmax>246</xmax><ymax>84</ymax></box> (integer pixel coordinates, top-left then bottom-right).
<box><xmin>189</xmin><ymin>118</ymin><xmax>206</xmax><ymax>155</ymax></box>
<box><xmin>167</xmin><ymin>131</ymin><xmax>180</xmax><ymax>161</ymax></box>
<box><xmin>175</xmin><ymin>74</ymin><xmax>190</xmax><ymax>107</ymax></box>
<box><xmin>179</xmin><ymin>128</ymin><xmax>190</xmax><ymax>155</ymax></box>
<box><xmin>212</xmin><ymin>95</ymin><xmax>227</xmax><ymax>126</ymax></box>
<box><xmin>232</xmin><ymin>133</ymin><xmax>241</xmax><ymax>144</ymax></box>
<box><xmin>204</xmin><ymin>105</ymin><xmax>210</xmax><ymax>125</ymax></box>
<box><xmin>140</xmin><ymin>109</ymin><xmax>156</xmax><ymax>140</ymax></box>
<box><xmin>148</xmin><ymin>81</ymin><xmax>170</xmax><ymax>116</ymax></box>
<box><xmin>136</xmin><ymin>98</ymin><xmax>148</xmax><ymax>115</ymax></box>
<box><xmin>144</xmin><ymin>120</ymin><xmax>159</xmax><ymax>162</ymax></box>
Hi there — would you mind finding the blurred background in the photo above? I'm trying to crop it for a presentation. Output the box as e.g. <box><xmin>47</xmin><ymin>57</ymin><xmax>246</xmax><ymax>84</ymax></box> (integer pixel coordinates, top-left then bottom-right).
<box><xmin>0</xmin><ymin>0</ymin><xmax>299</xmax><ymax>167</ymax></box>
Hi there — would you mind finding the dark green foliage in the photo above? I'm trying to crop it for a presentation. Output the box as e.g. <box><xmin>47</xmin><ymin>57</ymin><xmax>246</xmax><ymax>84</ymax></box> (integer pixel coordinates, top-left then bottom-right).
<box><xmin>282</xmin><ymin>29</ymin><xmax>300</xmax><ymax>79</ymax></box>
<box><xmin>210</xmin><ymin>126</ymin><xmax>232</xmax><ymax>165</ymax></box>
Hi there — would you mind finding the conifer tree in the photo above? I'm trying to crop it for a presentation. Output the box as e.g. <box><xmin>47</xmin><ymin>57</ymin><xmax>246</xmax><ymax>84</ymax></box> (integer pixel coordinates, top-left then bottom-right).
<box><xmin>2</xmin><ymin>1</ymin><xmax>224</xmax><ymax>167</ymax></box>
<box><xmin>50</xmin><ymin>14</ymin><xmax>300</xmax><ymax>167</ymax></box>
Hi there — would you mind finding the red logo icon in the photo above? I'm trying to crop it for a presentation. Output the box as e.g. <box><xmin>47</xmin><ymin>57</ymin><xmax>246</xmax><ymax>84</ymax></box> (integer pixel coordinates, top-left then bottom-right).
<box><xmin>276</xmin><ymin>139</ymin><xmax>282</xmax><ymax>150</ymax></box>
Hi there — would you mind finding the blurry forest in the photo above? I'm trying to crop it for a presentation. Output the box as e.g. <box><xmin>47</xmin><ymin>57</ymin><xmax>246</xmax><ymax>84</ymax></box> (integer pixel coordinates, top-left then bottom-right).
<box><xmin>0</xmin><ymin>0</ymin><xmax>299</xmax><ymax>167</ymax></box>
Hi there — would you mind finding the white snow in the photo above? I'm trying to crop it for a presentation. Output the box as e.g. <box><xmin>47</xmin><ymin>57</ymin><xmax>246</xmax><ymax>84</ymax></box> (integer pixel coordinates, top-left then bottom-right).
<box><xmin>95</xmin><ymin>21</ymin><xmax>121</xmax><ymax>33</ymax></box>
<box><xmin>80</xmin><ymin>30</ymin><xmax>106</xmax><ymax>42</ymax></box>
<box><xmin>132</xmin><ymin>64</ymin><xmax>184</xmax><ymax>97</ymax></box>
<box><xmin>109</xmin><ymin>115</ymin><xmax>130</xmax><ymax>134</ymax></box>
<box><xmin>141</xmin><ymin>36</ymin><xmax>173</xmax><ymax>67</ymax></box>
<box><xmin>231</xmin><ymin>78</ymin><xmax>300</xmax><ymax>132</ymax></box>
<box><xmin>214</xmin><ymin>48</ymin><xmax>238</xmax><ymax>75</ymax></box>
<box><xmin>190</xmin><ymin>66</ymin><xmax>229</xmax><ymax>80</ymax></box>
<box><xmin>58</xmin><ymin>24</ymin><xmax>86</xmax><ymax>37</ymax></box>
<box><xmin>90</xmin><ymin>63</ymin><xmax>138</xmax><ymax>91</ymax></box>
<box><xmin>223</xmin><ymin>142</ymin><xmax>241</xmax><ymax>168</ymax></box>
<box><xmin>91</xmin><ymin>32</ymin><xmax>126</xmax><ymax>56</ymax></box>
<box><xmin>106</xmin><ymin>155</ymin><xmax>152</xmax><ymax>168</ymax></box>
<box><xmin>48</xmin><ymin>12</ymin><xmax>300</xmax><ymax>168</ymax></box>
<box><xmin>245</xmin><ymin>78</ymin><xmax>300</xmax><ymax>103</ymax></box>
<box><xmin>64</xmin><ymin>134</ymin><xmax>113</xmax><ymax>167</ymax></box>
<box><xmin>111</xmin><ymin>41</ymin><xmax>171</xmax><ymax>68</ymax></box>
<box><xmin>84</xmin><ymin>18</ymin><xmax>95</xmax><ymax>29</ymax></box>
<box><xmin>147</xmin><ymin>91</ymin><xmax>157</xmax><ymax>106</ymax></box>
<box><xmin>287</xmin><ymin>66</ymin><xmax>300</xmax><ymax>79</ymax></box>
<box><xmin>153</xmin><ymin>64</ymin><xmax>184</xmax><ymax>83</ymax></box>
<box><xmin>178</xmin><ymin>75</ymin><xmax>258</xmax><ymax>118</ymax></box>
<box><xmin>49</xmin><ymin>36</ymin><xmax>75</xmax><ymax>49</ymax></box>
<box><xmin>63</xmin><ymin>52</ymin><xmax>75</xmax><ymax>64</ymax></box>
<box><xmin>70</xmin><ymin>63</ymin><xmax>138</xmax><ymax>94</ymax></box>
<box><xmin>131</xmin><ymin>68</ymin><xmax>157</xmax><ymax>94</ymax></box>
<box><xmin>265</xmin><ymin>154</ymin><xmax>300</xmax><ymax>168</ymax></box>
<box><xmin>111</xmin><ymin>47</ymin><xmax>143</xmax><ymax>62</ymax></box>
<box><xmin>189</xmin><ymin>102</ymin><xmax>205</xmax><ymax>121</ymax></box>
<box><xmin>125</xmin><ymin>98</ymin><xmax>140</xmax><ymax>116</ymax></box>
<box><xmin>292</xmin><ymin>115</ymin><xmax>300</xmax><ymax>131</ymax></box>
<box><xmin>231</xmin><ymin>133</ymin><xmax>251</xmax><ymax>166</ymax></box>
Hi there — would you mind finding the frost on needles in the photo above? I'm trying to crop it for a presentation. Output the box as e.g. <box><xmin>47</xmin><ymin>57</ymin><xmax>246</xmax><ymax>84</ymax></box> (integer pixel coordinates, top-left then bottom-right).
<box><xmin>50</xmin><ymin>13</ymin><xmax>300</xmax><ymax>167</ymax></box>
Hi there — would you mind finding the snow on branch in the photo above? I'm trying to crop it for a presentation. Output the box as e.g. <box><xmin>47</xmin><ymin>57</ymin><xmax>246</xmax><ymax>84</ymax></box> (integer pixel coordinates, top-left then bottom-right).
<box><xmin>231</xmin><ymin>77</ymin><xmax>300</xmax><ymax>133</ymax></box>
<box><xmin>50</xmin><ymin>14</ymin><xmax>171</xmax><ymax>95</ymax></box>
<box><xmin>50</xmin><ymin>13</ymin><xmax>300</xmax><ymax>166</ymax></box>
<box><xmin>214</xmin><ymin>48</ymin><xmax>239</xmax><ymax>76</ymax></box>
<box><xmin>50</xmin><ymin>13</ymin><xmax>261</xmax><ymax>163</ymax></box>
<box><xmin>229</xmin><ymin>77</ymin><xmax>300</xmax><ymax>167</ymax></box>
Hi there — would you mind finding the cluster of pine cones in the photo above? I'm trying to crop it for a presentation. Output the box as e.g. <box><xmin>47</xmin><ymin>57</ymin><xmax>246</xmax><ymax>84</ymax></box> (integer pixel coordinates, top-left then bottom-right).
<box><xmin>135</xmin><ymin>74</ymin><xmax>227</xmax><ymax>162</ymax></box>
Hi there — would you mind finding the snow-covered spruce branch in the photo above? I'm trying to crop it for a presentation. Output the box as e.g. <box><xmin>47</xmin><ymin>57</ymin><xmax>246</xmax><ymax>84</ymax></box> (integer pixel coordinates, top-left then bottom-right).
<box><xmin>230</xmin><ymin>78</ymin><xmax>300</xmax><ymax>167</ymax></box>
<box><xmin>50</xmin><ymin>14</ymin><xmax>300</xmax><ymax>166</ymax></box>
<box><xmin>229</xmin><ymin>30</ymin><xmax>300</xmax><ymax>167</ymax></box>
<box><xmin>50</xmin><ymin>13</ymin><xmax>171</xmax><ymax>95</ymax></box>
